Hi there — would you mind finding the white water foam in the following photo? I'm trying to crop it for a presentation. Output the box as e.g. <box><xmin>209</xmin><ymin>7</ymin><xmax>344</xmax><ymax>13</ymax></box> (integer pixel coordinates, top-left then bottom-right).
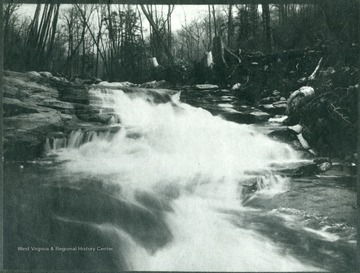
<box><xmin>55</xmin><ymin>87</ymin><xmax>320</xmax><ymax>271</ymax></box>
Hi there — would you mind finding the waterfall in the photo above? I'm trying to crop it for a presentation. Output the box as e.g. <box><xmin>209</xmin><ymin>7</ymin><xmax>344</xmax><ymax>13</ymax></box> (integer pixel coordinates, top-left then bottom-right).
<box><xmin>53</xmin><ymin>87</ymin><xmax>319</xmax><ymax>271</ymax></box>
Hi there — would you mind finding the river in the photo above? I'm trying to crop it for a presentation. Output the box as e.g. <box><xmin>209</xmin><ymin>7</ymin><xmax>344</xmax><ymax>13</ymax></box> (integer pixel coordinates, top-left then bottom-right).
<box><xmin>3</xmin><ymin>86</ymin><xmax>357</xmax><ymax>271</ymax></box>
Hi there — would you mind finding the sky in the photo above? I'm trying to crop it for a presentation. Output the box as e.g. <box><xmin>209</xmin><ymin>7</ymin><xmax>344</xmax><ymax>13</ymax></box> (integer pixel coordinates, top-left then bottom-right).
<box><xmin>16</xmin><ymin>4</ymin><xmax>214</xmax><ymax>31</ymax></box>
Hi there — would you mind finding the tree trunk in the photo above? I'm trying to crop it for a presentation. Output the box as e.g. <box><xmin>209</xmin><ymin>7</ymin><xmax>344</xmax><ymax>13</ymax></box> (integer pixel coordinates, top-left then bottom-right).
<box><xmin>140</xmin><ymin>4</ymin><xmax>174</xmax><ymax>65</ymax></box>
<box><xmin>212</xmin><ymin>5</ymin><xmax>217</xmax><ymax>37</ymax></box>
<box><xmin>45</xmin><ymin>4</ymin><xmax>60</xmax><ymax>62</ymax></box>
<box><xmin>208</xmin><ymin>5</ymin><xmax>212</xmax><ymax>50</ymax></box>
<box><xmin>262</xmin><ymin>3</ymin><xmax>271</xmax><ymax>53</ymax></box>
<box><xmin>212</xmin><ymin>36</ymin><xmax>227</xmax><ymax>83</ymax></box>
<box><xmin>75</xmin><ymin>4</ymin><xmax>108</xmax><ymax>78</ymax></box>
<box><xmin>227</xmin><ymin>4</ymin><xmax>234</xmax><ymax>48</ymax></box>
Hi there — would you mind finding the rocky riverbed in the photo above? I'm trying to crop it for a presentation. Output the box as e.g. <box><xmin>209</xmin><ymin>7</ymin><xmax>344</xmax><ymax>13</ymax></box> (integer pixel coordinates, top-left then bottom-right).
<box><xmin>3</xmin><ymin>69</ymin><xmax>357</xmax><ymax>171</ymax></box>
<box><xmin>3</xmin><ymin>70</ymin><xmax>357</xmax><ymax>271</ymax></box>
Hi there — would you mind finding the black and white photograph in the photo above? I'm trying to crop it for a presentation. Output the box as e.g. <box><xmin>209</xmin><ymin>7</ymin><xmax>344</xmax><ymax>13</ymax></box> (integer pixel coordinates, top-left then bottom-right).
<box><xmin>1</xmin><ymin>1</ymin><xmax>358</xmax><ymax>271</ymax></box>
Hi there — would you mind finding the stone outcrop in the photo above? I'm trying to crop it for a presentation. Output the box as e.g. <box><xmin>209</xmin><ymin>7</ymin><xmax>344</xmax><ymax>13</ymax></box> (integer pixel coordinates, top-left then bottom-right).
<box><xmin>3</xmin><ymin>71</ymin><xmax>113</xmax><ymax>161</ymax></box>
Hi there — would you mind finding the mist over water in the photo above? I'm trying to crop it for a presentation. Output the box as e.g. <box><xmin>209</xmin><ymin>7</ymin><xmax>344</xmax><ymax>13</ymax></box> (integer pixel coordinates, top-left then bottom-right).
<box><xmin>54</xmin><ymin>87</ymin><xmax>321</xmax><ymax>271</ymax></box>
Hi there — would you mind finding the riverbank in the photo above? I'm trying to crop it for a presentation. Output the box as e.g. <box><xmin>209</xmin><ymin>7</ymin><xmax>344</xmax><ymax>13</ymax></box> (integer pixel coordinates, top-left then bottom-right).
<box><xmin>3</xmin><ymin>68</ymin><xmax>358</xmax><ymax>166</ymax></box>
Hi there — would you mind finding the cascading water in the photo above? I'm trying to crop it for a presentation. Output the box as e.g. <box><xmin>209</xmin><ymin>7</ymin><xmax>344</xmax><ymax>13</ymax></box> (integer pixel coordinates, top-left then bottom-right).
<box><xmin>52</xmin><ymin>87</ymin><xmax>321</xmax><ymax>271</ymax></box>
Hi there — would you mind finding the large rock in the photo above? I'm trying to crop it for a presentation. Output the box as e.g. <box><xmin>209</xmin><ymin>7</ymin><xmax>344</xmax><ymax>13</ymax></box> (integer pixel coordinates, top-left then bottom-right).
<box><xmin>3</xmin><ymin>98</ymin><xmax>40</xmax><ymax>117</ymax></box>
<box><xmin>268</xmin><ymin>128</ymin><xmax>298</xmax><ymax>142</ymax></box>
<box><xmin>27</xmin><ymin>71</ymin><xmax>41</xmax><ymax>77</ymax></box>
<box><xmin>4</xmin><ymin>71</ymin><xmax>89</xmax><ymax>105</ymax></box>
<box><xmin>4</xmin><ymin>111</ymin><xmax>63</xmax><ymax>131</ymax></box>
<box><xmin>39</xmin><ymin>71</ymin><xmax>53</xmax><ymax>78</ymax></box>
<box><xmin>287</xmin><ymin>86</ymin><xmax>315</xmax><ymax>114</ymax></box>
<box><xmin>3</xmin><ymin>71</ymin><xmax>59</xmax><ymax>101</ymax></box>
<box><xmin>4</xmin><ymin>110</ymin><xmax>64</xmax><ymax>160</ymax></box>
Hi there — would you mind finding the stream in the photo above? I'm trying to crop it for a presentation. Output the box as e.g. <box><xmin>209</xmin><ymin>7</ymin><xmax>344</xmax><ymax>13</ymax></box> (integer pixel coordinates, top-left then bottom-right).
<box><xmin>3</xmin><ymin>86</ymin><xmax>357</xmax><ymax>271</ymax></box>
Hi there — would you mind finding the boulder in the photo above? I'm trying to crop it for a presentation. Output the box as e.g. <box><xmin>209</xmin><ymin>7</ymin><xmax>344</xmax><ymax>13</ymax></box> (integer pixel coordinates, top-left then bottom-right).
<box><xmin>39</xmin><ymin>71</ymin><xmax>53</xmax><ymax>78</ymax></box>
<box><xmin>313</xmin><ymin>157</ymin><xmax>332</xmax><ymax>172</ymax></box>
<box><xmin>3</xmin><ymin>73</ymin><xmax>58</xmax><ymax>101</ymax></box>
<box><xmin>94</xmin><ymin>78</ymin><xmax>102</xmax><ymax>84</ymax></box>
<box><xmin>53</xmin><ymin>76</ymin><xmax>69</xmax><ymax>83</ymax></box>
<box><xmin>231</xmin><ymin>83</ymin><xmax>241</xmax><ymax>90</ymax></box>
<box><xmin>268</xmin><ymin>128</ymin><xmax>298</xmax><ymax>142</ymax></box>
<box><xmin>27</xmin><ymin>71</ymin><xmax>41</xmax><ymax>77</ymax></box>
<box><xmin>287</xmin><ymin>86</ymin><xmax>315</xmax><ymax>114</ymax></box>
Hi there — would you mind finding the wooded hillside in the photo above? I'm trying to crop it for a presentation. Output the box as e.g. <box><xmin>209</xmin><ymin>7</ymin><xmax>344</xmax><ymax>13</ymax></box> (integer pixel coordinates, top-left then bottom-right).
<box><xmin>3</xmin><ymin>2</ymin><xmax>359</xmax><ymax>84</ymax></box>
